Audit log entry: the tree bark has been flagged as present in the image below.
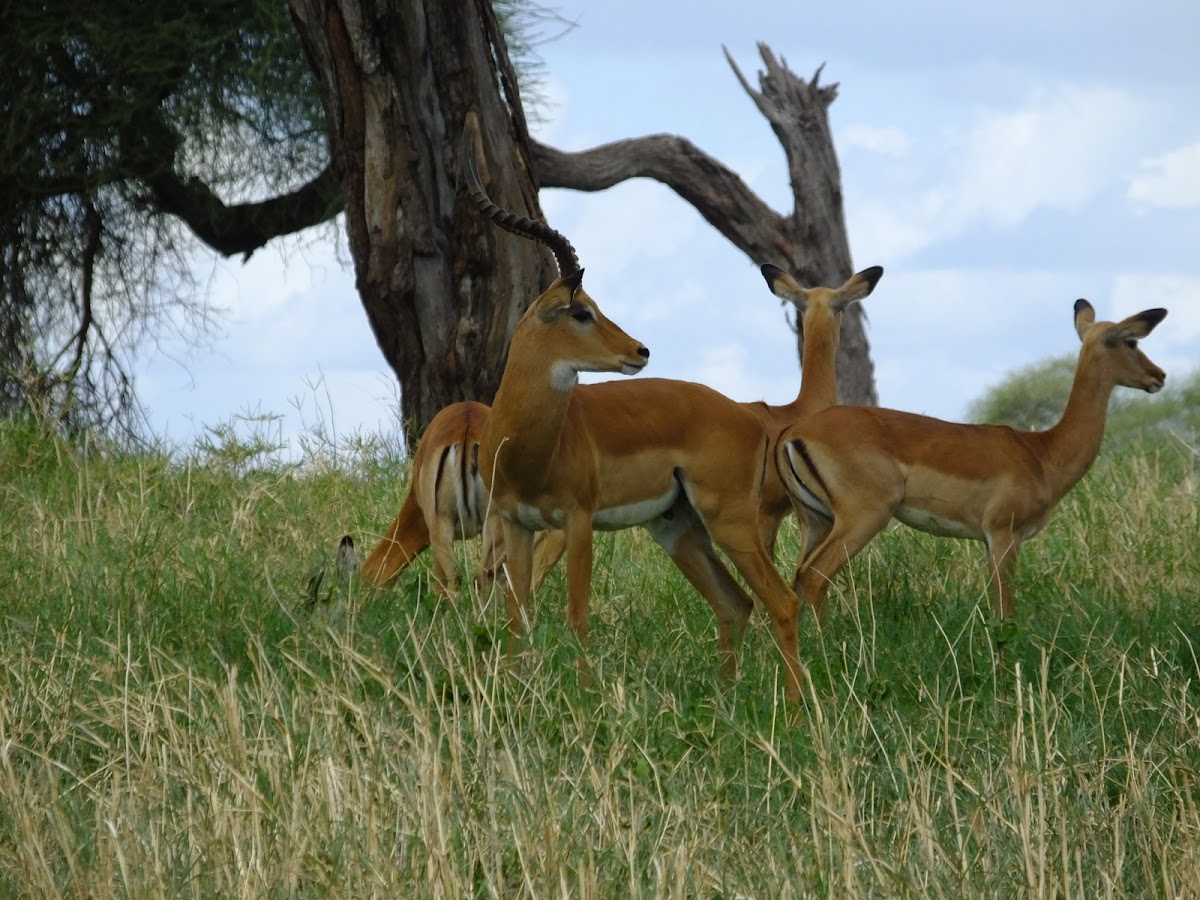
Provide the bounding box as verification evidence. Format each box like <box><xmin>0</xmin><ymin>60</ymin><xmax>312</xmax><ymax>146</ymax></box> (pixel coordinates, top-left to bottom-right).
<box><xmin>287</xmin><ymin>0</ymin><xmax>559</xmax><ymax>446</ymax></box>
<box><xmin>535</xmin><ymin>44</ymin><xmax>876</xmax><ymax>405</ymax></box>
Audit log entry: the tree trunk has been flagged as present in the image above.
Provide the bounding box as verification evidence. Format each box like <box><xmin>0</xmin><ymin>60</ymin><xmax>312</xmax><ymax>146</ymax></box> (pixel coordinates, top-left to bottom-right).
<box><xmin>287</xmin><ymin>0</ymin><xmax>558</xmax><ymax>446</ymax></box>
<box><xmin>533</xmin><ymin>45</ymin><xmax>876</xmax><ymax>405</ymax></box>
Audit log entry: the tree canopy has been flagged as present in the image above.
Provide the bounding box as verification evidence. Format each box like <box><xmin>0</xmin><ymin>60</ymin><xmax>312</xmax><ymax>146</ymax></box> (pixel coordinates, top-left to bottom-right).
<box><xmin>1</xmin><ymin>0</ymin><xmax>336</xmax><ymax>440</ymax></box>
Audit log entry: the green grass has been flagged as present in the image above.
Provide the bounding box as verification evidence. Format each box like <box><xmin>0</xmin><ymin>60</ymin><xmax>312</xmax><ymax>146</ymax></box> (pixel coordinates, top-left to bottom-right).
<box><xmin>1</xmin><ymin>416</ymin><xmax>1198</xmax><ymax>897</ymax></box>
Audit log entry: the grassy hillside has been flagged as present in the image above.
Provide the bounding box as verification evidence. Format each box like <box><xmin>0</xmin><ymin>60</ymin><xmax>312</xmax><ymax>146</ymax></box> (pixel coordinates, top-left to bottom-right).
<box><xmin>1</xmin><ymin>417</ymin><xmax>1197</xmax><ymax>897</ymax></box>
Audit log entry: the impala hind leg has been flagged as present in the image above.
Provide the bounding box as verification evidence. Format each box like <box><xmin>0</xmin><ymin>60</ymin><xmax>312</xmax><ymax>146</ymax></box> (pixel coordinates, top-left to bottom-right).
<box><xmin>691</xmin><ymin>500</ymin><xmax>805</xmax><ymax>701</ymax></box>
<box><xmin>531</xmin><ymin>529</ymin><xmax>568</xmax><ymax>593</ymax></box>
<box><xmin>475</xmin><ymin>508</ymin><xmax>505</xmax><ymax>601</ymax></box>
<box><xmin>646</xmin><ymin>503</ymin><xmax>754</xmax><ymax>680</ymax></box>
<box><xmin>794</xmin><ymin>508</ymin><xmax>893</xmax><ymax>621</ymax></box>
<box><xmin>723</xmin><ymin>546</ymin><xmax>805</xmax><ymax>701</ymax></box>
<box><xmin>428</xmin><ymin>512</ymin><xmax>460</xmax><ymax>600</ymax></box>
<box><xmin>791</xmin><ymin>507</ymin><xmax>834</xmax><ymax>604</ymax></box>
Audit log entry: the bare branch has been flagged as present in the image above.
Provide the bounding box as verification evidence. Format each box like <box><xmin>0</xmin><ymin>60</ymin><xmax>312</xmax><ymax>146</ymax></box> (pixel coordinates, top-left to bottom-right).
<box><xmin>531</xmin><ymin>135</ymin><xmax>793</xmax><ymax>264</ymax></box>
<box><xmin>144</xmin><ymin>161</ymin><xmax>344</xmax><ymax>260</ymax></box>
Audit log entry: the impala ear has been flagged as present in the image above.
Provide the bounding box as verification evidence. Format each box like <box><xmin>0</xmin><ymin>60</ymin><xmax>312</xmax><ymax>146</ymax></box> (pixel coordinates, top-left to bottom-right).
<box><xmin>533</xmin><ymin>272</ymin><xmax>584</xmax><ymax>323</ymax></box>
<box><xmin>760</xmin><ymin>263</ymin><xmax>809</xmax><ymax>310</ymax></box>
<box><xmin>1073</xmin><ymin>298</ymin><xmax>1096</xmax><ymax>342</ymax></box>
<box><xmin>1106</xmin><ymin>307</ymin><xmax>1168</xmax><ymax>345</ymax></box>
<box><xmin>835</xmin><ymin>265</ymin><xmax>884</xmax><ymax>308</ymax></box>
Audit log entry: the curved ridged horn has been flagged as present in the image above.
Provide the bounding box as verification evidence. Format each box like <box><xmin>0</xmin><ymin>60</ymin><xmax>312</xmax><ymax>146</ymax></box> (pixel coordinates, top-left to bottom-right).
<box><xmin>463</xmin><ymin>136</ymin><xmax>581</xmax><ymax>278</ymax></box>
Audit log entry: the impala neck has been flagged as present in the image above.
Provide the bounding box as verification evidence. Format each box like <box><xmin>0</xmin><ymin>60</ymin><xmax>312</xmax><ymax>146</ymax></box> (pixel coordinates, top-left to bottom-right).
<box><xmin>781</xmin><ymin>312</ymin><xmax>840</xmax><ymax>417</ymax></box>
<box><xmin>487</xmin><ymin>339</ymin><xmax>574</xmax><ymax>489</ymax></box>
<box><xmin>1040</xmin><ymin>352</ymin><xmax>1116</xmax><ymax>497</ymax></box>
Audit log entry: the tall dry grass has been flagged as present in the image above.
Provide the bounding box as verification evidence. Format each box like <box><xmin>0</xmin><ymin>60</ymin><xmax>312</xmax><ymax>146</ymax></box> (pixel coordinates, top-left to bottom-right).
<box><xmin>1</xmin><ymin>417</ymin><xmax>1197</xmax><ymax>897</ymax></box>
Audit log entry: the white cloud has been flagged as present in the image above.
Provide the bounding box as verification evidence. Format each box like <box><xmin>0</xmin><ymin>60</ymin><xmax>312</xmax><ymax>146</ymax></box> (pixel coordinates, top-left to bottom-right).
<box><xmin>676</xmin><ymin>342</ymin><xmax>779</xmax><ymax>403</ymax></box>
<box><xmin>868</xmin><ymin>267</ymin><xmax>1098</xmax><ymax>420</ymax></box>
<box><xmin>1127</xmin><ymin>140</ymin><xmax>1200</xmax><ymax>210</ymax></box>
<box><xmin>841</xmin><ymin>124</ymin><xmax>912</xmax><ymax>157</ymax></box>
<box><xmin>848</xmin><ymin>84</ymin><xmax>1150</xmax><ymax>264</ymax></box>
<box><xmin>946</xmin><ymin>85</ymin><xmax>1148</xmax><ymax>229</ymax></box>
<box><xmin>571</xmin><ymin>181</ymin><xmax>698</xmax><ymax>277</ymax></box>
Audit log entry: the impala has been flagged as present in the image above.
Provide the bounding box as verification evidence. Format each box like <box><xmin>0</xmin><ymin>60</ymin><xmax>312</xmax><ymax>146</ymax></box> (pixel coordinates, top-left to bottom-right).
<box><xmin>742</xmin><ymin>263</ymin><xmax>883</xmax><ymax>553</ymax></box>
<box><xmin>467</xmin><ymin>131</ymin><xmax>812</xmax><ymax>700</ymax></box>
<box><xmin>356</xmin><ymin>398</ymin><xmax>567</xmax><ymax>599</ymax></box>
<box><xmin>776</xmin><ymin>298</ymin><xmax>1168</xmax><ymax>621</ymax></box>
<box><xmin>357</xmin><ymin>400</ymin><xmax>503</xmax><ymax>598</ymax></box>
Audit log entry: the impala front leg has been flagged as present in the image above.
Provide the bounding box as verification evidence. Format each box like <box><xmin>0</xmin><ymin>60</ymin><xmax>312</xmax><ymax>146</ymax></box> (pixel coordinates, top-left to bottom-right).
<box><xmin>500</xmin><ymin>518</ymin><xmax>535</xmax><ymax>657</ymax></box>
<box><xmin>984</xmin><ymin>528</ymin><xmax>1022</xmax><ymax>620</ymax></box>
<box><xmin>565</xmin><ymin>510</ymin><xmax>595</xmax><ymax>683</ymax></box>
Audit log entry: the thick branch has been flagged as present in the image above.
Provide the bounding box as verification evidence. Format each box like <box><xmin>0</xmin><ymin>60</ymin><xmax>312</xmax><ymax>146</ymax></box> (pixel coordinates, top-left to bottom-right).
<box><xmin>531</xmin><ymin>135</ymin><xmax>793</xmax><ymax>264</ymax></box>
<box><xmin>144</xmin><ymin>161</ymin><xmax>344</xmax><ymax>259</ymax></box>
<box><xmin>534</xmin><ymin>43</ymin><xmax>875</xmax><ymax>406</ymax></box>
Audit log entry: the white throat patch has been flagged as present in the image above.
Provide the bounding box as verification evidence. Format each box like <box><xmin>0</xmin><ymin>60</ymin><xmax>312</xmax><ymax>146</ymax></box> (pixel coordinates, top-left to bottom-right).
<box><xmin>550</xmin><ymin>361</ymin><xmax>579</xmax><ymax>392</ymax></box>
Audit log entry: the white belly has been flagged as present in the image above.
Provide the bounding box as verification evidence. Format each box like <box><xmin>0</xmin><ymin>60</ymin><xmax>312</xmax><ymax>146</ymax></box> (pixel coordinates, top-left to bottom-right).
<box><xmin>592</xmin><ymin>485</ymin><xmax>680</xmax><ymax>531</ymax></box>
<box><xmin>895</xmin><ymin>505</ymin><xmax>980</xmax><ymax>540</ymax></box>
<box><xmin>514</xmin><ymin>503</ymin><xmax>565</xmax><ymax>530</ymax></box>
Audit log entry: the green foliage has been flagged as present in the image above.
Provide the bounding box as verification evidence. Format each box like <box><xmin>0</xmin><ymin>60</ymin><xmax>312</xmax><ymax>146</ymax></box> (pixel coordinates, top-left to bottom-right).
<box><xmin>1</xmin><ymin>1</ymin><xmax>568</xmax><ymax>443</ymax></box>
<box><xmin>1</xmin><ymin>418</ymin><xmax>1198</xmax><ymax>895</ymax></box>
<box><xmin>2</xmin><ymin>0</ymin><xmax>327</xmax><ymax>441</ymax></box>
<box><xmin>969</xmin><ymin>356</ymin><xmax>1200</xmax><ymax>449</ymax></box>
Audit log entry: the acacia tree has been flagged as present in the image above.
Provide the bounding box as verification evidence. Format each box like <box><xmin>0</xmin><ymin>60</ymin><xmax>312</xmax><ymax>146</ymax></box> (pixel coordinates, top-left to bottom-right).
<box><xmin>287</xmin><ymin>0</ymin><xmax>557</xmax><ymax>443</ymax></box>
<box><xmin>288</xmin><ymin>0</ymin><xmax>876</xmax><ymax>446</ymax></box>
<box><xmin>5</xmin><ymin>0</ymin><xmax>874</xmax><ymax>445</ymax></box>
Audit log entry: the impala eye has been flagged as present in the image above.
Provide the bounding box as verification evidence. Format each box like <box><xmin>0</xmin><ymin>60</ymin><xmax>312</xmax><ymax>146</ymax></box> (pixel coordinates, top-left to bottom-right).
<box><xmin>572</xmin><ymin>308</ymin><xmax>593</xmax><ymax>324</ymax></box>
<box><xmin>1126</xmin><ymin>339</ymin><xmax>1138</xmax><ymax>349</ymax></box>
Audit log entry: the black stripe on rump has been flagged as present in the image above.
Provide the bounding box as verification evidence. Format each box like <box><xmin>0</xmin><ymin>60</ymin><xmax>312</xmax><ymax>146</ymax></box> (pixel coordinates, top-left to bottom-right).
<box><xmin>433</xmin><ymin>444</ymin><xmax>452</xmax><ymax>518</ymax></box>
<box><xmin>783</xmin><ymin>438</ymin><xmax>834</xmax><ymax>519</ymax></box>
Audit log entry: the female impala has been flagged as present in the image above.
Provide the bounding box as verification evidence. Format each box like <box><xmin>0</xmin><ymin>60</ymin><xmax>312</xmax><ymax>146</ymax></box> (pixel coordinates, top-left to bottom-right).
<box><xmin>777</xmin><ymin>298</ymin><xmax>1167</xmax><ymax>621</ymax></box>
<box><xmin>743</xmin><ymin>263</ymin><xmax>883</xmax><ymax>554</ymax></box>
<box><xmin>467</xmin><ymin>136</ymin><xmax>812</xmax><ymax>701</ymax></box>
<box><xmin>357</xmin><ymin>401</ymin><xmax>503</xmax><ymax>598</ymax></box>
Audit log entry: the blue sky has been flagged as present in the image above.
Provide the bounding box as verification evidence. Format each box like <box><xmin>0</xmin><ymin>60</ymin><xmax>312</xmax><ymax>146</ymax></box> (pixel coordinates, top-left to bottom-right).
<box><xmin>136</xmin><ymin>0</ymin><xmax>1200</xmax><ymax>451</ymax></box>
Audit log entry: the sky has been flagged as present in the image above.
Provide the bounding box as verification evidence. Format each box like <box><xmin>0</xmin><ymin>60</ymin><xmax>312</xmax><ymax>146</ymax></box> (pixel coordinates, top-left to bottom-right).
<box><xmin>136</xmin><ymin>0</ymin><xmax>1200</xmax><ymax>454</ymax></box>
